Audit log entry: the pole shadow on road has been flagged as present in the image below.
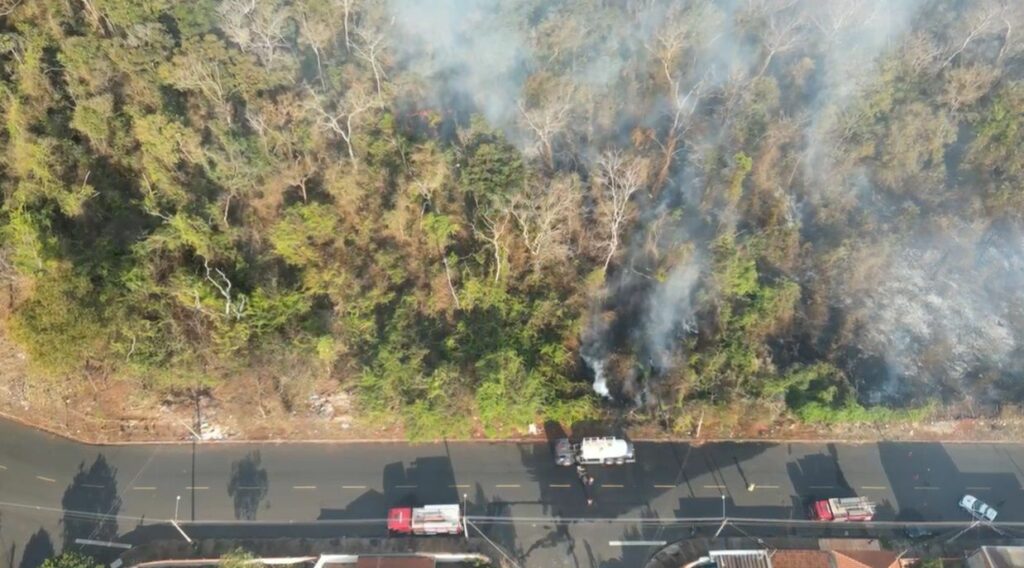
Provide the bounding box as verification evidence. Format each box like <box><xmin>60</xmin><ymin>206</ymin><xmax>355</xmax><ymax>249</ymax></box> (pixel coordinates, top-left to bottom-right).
<box><xmin>227</xmin><ymin>451</ymin><xmax>269</xmax><ymax>520</ymax></box>
<box><xmin>18</xmin><ymin>528</ymin><xmax>54</xmax><ymax>568</ymax></box>
<box><xmin>61</xmin><ymin>454</ymin><xmax>121</xmax><ymax>550</ymax></box>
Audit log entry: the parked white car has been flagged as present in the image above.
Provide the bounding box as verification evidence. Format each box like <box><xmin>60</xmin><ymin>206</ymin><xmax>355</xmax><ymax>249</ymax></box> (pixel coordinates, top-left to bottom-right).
<box><xmin>959</xmin><ymin>494</ymin><xmax>997</xmax><ymax>521</ymax></box>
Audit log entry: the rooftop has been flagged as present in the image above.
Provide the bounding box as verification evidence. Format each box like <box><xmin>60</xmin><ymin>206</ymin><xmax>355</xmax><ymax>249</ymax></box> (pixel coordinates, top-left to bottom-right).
<box><xmin>709</xmin><ymin>550</ymin><xmax>772</xmax><ymax>568</ymax></box>
<box><xmin>770</xmin><ymin>550</ymin><xmax>832</xmax><ymax>568</ymax></box>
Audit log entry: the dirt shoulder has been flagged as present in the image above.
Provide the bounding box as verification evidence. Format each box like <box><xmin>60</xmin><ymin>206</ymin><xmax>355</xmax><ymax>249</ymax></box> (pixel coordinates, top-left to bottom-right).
<box><xmin>2</xmin><ymin>332</ymin><xmax>1022</xmax><ymax>445</ymax></box>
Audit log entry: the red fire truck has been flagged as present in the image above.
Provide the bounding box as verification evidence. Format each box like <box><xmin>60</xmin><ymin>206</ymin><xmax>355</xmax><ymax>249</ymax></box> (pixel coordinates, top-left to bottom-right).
<box><xmin>387</xmin><ymin>504</ymin><xmax>464</xmax><ymax>535</ymax></box>
<box><xmin>809</xmin><ymin>497</ymin><xmax>876</xmax><ymax>522</ymax></box>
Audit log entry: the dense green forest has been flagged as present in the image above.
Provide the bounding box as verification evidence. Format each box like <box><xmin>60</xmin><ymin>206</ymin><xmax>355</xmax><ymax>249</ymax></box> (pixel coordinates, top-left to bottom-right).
<box><xmin>1</xmin><ymin>0</ymin><xmax>1023</xmax><ymax>437</ymax></box>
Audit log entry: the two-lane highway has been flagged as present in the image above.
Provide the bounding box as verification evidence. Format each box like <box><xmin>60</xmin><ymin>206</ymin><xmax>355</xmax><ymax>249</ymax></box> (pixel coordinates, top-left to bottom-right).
<box><xmin>1</xmin><ymin>418</ymin><xmax>1022</xmax><ymax>568</ymax></box>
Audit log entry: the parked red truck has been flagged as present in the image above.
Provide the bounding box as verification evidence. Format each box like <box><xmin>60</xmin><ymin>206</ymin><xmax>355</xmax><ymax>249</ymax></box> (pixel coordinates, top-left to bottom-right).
<box><xmin>387</xmin><ymin>504</ymin><xmax>464</xmax><ymax>535</ymax></box>
<box><xmin>809</xmin><ymin>497</ymin><xmax>876</xmax><ymax>522</ymax></box>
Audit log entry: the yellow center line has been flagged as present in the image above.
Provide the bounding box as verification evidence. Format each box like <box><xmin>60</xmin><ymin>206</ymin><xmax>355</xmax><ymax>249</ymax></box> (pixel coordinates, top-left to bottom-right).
<box><xmin>36</xmin><ymin>476</ymin><xmax>56</xmax><ymax>483</ymax></box>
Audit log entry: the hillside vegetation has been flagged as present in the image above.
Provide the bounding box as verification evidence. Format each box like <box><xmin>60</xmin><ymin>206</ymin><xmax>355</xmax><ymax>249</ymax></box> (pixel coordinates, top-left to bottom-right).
<box><xmin>1</xmin><ymin>0</ymin><xmax>1023</xmax><ymax>438</ymax></box>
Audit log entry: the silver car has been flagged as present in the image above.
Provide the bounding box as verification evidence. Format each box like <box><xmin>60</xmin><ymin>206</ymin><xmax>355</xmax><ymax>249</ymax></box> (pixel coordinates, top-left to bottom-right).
<box><xmin>959</xmin><ymin>494</ymin><xmax>997</xmax><ymax>522</ymax></box>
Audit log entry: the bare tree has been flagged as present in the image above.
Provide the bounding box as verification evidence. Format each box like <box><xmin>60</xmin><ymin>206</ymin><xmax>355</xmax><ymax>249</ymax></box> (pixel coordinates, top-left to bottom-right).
<box><xmin>511</xmin><ymin>176</ymin><xmax>581</xmax><ymax>269</ymax></box>
<box><xmin>0</xmin><ymin>0</ymin><xmax>22</xmax><ymax>16</ymax></box>
<box><xmin>167</xmin><ymin>54</ymin><xmax>230</xmax><ymax>114</ymax></box>
<box><xmin>517</xmin><ymin>97</ymin><xmax>570</xmax><ymax>170</ymax></box>
<box><xmin>353</xmin><ymin>27</ymin><xmax>388</xmax><ymax>103</ymax></box>
<box><xmin>203</xmin><ymin>259</ymin><xmax>247</xmax><ymax>320</ymax></box>
<box><xmin>342</xmin><ymin>0</ymin><xmax>354</xmax><ymax>52</ymax></box>
<box><xmin>943</xmin><ymin>1</ymin><xmax>1003</xmax><ymax>67</ymax></box>
<box><xmin>475</xmin><ymin>210</ymin><xmax>511</xmax><ymax>283</ymax></box>
<box><xmin>942</xmin><ymin>65</ymin><xmax>998</xmax><ymax>112</ymax></box>
<box><xmin>757</xmin><ymin>9</ymin><xmax>805</xmax><ymax>77</ymax></box>
<box><xmin>297</xmin><ymin>6</ymin><xmax>329</xmax><ymax>90</ymax></box>
<box><xmin>219</xmin><ymin>0</ymin><xmax>290</xmax><ymax>67</ymax></box>
<box><xmin>809</xmin><ymin>0</ymin><xmax>876</xmax><ymax>43</ymax></box>
<box><xmin>644</xmin><ymin>9</ymin><xmax>707</xmax><ymax>193</ymax></box>
<box><xmin>996</xmin><ymin>0</ymin><xmax>1024</xmax><ymax>64</ymax></box>
<box><xmin>307</xmin><ymin>88</ymin><xmax>375</xmax><ymax>169</ymax></box>
<box><xmin>595</xmin><ymin>152</ymin><xmax>645</xmax><ymax>272</ymax></box>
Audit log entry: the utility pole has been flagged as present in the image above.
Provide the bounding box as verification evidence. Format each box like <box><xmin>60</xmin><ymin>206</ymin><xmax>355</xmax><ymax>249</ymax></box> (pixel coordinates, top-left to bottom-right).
<box><xmin>171</xmin><ymin>494</ymin><xmax>192</xmax><ymax>544</ymax></box>
<box><xmin>714</xmin><ymin>494</ymin><xmax>728</xmax><ymax>538</ymax></box>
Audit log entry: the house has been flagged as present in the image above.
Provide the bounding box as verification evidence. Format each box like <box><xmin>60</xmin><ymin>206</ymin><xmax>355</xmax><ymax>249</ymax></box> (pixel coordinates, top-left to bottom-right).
<box><xmin>833</xmin><ymin>550</ymin><xmax>903</xmax><ymax>568</ymax></box>
<box><xmin>770</xmin><ymin>550</ymin><xmax>833</xmax><ymax>568</ymax></box>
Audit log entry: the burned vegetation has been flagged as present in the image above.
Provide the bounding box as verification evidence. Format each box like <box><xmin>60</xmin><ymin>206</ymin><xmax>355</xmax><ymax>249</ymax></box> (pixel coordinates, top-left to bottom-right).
<box><xmin>1</xmin><ymin>0</ymin><xmax>1023</xmax><ymax>437</ymax></box>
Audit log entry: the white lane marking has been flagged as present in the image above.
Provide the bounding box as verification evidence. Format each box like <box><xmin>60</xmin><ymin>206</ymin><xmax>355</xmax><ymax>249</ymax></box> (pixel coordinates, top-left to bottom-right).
<box><xmin>394</xmin><ymin>484</ymin><xmax>417</xmax><ymax>489</ymax></box>
<box><xmin>342</xmin><ymin>485</ymin><xmax>367</xmax><ymax>490</ymax></box>
<box><xmin>36</xmin><ymin>476</ymin><xmax>56</xmax><ymax>483</ymax></box>
<box><xmin>292</xmin><ymin>485</ymin><xmax>317</xmax><ymax>490</ymax></box>
<box><xmin>609</xmin><ymin>540</ymin><xmax>667</xmax><ymax>547</ymax></box>
<box><xmin>132</xmin><ymin>486</ymin><xmax>156</xmax><ymax>491</ymax></box>
<box><xmin>914</xmin><ymin>486</ymin><xmax>940</xmax><ymax>491</ymax></box>
<box><xmin>74</xmin><ymin>539</ymin><xmax>132</xmax><ymax>550</ymax></box>
<box><xmin>450</xmin><ymin>484</ymin><xmax>470</xmax><ymax>489</ymax></box>
<box><xmin>703</xmin><ymin>484</ymin><xmax>725</xmax><ymax>489</ymax></box>
<box><xmin>809</xmin><ymin>485</ymin><xmax>834</xmax><ymax>489</ymax></box>
<box><xmin>754</xmin><ymin>484</ymin><xmax>780</xmax><ymax>489</ymax></box>
<box><xmin>861</xmin><ymin>485</ymin><xmax>887</xmax><ymax>490</ymax></box>
<box><xmin>966</xmin><ymin>486</ymin><xmax>991</xmax><ymax>490</ymax></box>
<box><xmin>549</xmin><ymin>484</ymin><xmax>571</xmax><ymax>488</ymax></box>
<box><xmin>495</xmin><ymin>484</ymin><xmax>520</xmax><ymax>488</ymax></box>
<box><xmin>0</xmin><ymin>465</ymin><xmax>7</xmax><ymax>470</ymax></box>
<box><xmin>654</xmin><ymin>484</ymin><xmax>676</xmax><ymax>489</ymax></box>
<box><xmin>82</xmin><ymin>484</ymin><xmax>106</xmax><ymax>489</ymax></box>
<box><xmin>186</xmin><ymin>486</ymin><xmax>209</xmax><ymax>491</ymax></box>
<box><xmin>602</xmin><ymin>484</ymin><xmax>624</xmax><ymax>488</ymax></box>
<box><xmin>236</xmin><ymin>486</ymin><xmax>263</xmax><ymax>490</ymax></box>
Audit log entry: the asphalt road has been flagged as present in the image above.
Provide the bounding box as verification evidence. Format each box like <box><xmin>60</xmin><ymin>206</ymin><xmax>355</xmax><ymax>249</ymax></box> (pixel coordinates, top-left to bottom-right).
<box><xmin>1</xmin><ymin>418</ymin><xmax>1023</xmax><ymax>568</ymax></box>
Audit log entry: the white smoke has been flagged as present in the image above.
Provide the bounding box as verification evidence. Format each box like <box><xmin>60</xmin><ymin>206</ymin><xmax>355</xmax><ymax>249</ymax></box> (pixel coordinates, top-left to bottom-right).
<box><xmin>644</xmin><ymin>256</ymin><xmax>703</xmax><ymax>370</ymax></box>
<box><xmin>584</xmin><ymin>353</ymin><xmax>610</xmax><ymax>399</ymax></box>
<box><xmin>844</xmin><ymin>224</ymin><xmax>1024</xmax><ymax>401</ymax></box>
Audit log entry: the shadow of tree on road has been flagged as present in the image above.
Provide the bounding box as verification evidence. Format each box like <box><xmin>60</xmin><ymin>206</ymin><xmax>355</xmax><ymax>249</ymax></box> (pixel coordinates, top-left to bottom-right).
<box><xmin>61</xmin><ymin>454</ymin><xmax>121</xmax><ymax>549</ymax></box>
<box><xmin>19</xmin><ymin>528</ymin><xmax>54</xmax><ymax>568</ymax></box>
<box><xmin>228</xmin><ymin>451</ymin><xmax>269</xmax><ymax>520</ymax></box>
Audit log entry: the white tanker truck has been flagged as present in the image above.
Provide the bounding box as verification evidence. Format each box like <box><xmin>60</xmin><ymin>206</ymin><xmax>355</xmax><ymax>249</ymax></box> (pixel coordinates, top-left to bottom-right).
<box><xmin>554</xmin><ymin>437</ymin><xmax>636</xmax><ymax>466</ymax></box>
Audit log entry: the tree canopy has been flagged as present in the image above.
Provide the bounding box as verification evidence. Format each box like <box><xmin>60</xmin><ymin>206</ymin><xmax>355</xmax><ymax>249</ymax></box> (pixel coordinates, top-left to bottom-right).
<box><xmin>2</xmin><ymin>0</ymin><xmax>1023</xmax><ymax>437</ymax></box>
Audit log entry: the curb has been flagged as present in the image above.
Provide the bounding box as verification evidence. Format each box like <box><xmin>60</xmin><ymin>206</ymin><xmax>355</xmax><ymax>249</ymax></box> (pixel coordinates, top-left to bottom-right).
<box><xmin>1</xmin><ymin>408</ymin><xmax>1021</xmax><ymax>447</ymax></box>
